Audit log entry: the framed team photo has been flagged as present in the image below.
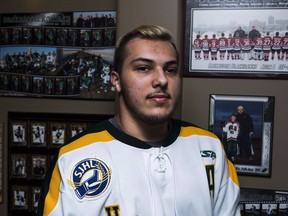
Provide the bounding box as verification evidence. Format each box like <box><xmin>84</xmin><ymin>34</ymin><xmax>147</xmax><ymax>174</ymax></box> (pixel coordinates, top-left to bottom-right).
<box><xmin>31</xmin><ymin>186</ymin><xmax>41</xmax><ymax>211</ymax></box>
<box><xmin>31</xmin><ymin>154</ymin><xmax>47</xmax><ymax>179</ymax></box>
<box><xmin>209</xmin><ymin>94</ymin><xmax>275</xmax><ymax>177</ymax></box>
<box><xmin>10</xmin><ymin>153</ymin><xmax>27</xmax><ymax>178</ymax></box>
<box><xmin>11</xmin><ymin>185</ymin><xmax>29</xmax><ymax>210</ymax></box>
<box><xmin>50</xmin><ymin>122</ymin><xmax>66</xmax><ymax>147</ymax></box>
<box><xmin>184</xmin><ymin>0</ymin><xmax>288</xmax><ymax>78</ymax></box>
<box><xmin>30</xmin><ymin>121</ymin><xmax>47</xmax><ymax>147</ymax></box>
<box><xmin>10</xmin><ymin>120</ymin><xmax>27</xmax><ymax>146</ymax></box>
<box><xmin>69</xmin><ymin>122</ymin><xmax>87</xmax><ymax>138</ymax></box>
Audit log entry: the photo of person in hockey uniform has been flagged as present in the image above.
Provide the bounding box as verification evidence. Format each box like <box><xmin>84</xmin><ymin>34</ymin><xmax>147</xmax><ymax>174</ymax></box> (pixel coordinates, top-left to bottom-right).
<box><xmin>262</xmin><ymin>32</ymin><xmax>272</xmax><ymax>61</ymax></box>
<box><xmin>271</xmin><ymin>32</ymin><xmax>282</xmax><ymax>61</ymax></box>
<box><xmin>32</xmin><ymin>123</ymin><xmax>45</xmax><ymax>145</ymax></box>
<box><xmin>218</xmin><ymin>32</ymin><xmax>228</xmax><ymax>60</ymax></box>
<box><xmin>192</xmin><ymin>34</ymin><xmax>202</xmax><ymax>60</ymax></box>
<box><xmin>281</xmin><ymin>32</ymin><xmax>288</xmax><ymax>61</ymax></box>
<box><xmin>201</xmin><ymin>34</ymin><xmax>210</xmax><ymax>60</ymax></box>
<box><xmin>209</xmin><ymin>34</ymin><xmax>218</xmax><ymax>60</ymax></box>
<box><xmin>222</xmin><ymin>114</ymin><xmax>240</xmax><ymax>163</ymax></box>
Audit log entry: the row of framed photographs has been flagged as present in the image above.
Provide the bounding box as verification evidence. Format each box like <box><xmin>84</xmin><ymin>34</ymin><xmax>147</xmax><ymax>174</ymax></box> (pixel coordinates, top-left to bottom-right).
<box><xmin>0</xmin><ymin>27</ymin><xmax>116</xmax><ymax>48</ymax></box>
<box><xmin>240</xmin><ymin>202</ymin><xmax>288</xmax><ymax>215</ymax></box>
<box><xmin>0</xmin><ymin>73</ymin><xmax>80</xmax><ymax>96</ymax></box>
<box><xmin>10</xmin><ymin>153</ymin><xmax>49</xmax><ymax>180</ymax></box>
<box><xmin>10</xmin><ymin>184</ymin><xmax>41</xmax><ymax>212</ymax></box>
<box><xmin>10</xmin><ymin>120</ymin><xmax>88</xmax><ymax>148</ymax></box>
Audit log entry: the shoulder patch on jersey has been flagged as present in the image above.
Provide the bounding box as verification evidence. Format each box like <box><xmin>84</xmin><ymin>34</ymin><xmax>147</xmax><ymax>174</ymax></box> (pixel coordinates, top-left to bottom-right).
<box><xmin>68</xmin><ymin>157</ymin><xmax>112</xmax><ymax>200</ymax></box>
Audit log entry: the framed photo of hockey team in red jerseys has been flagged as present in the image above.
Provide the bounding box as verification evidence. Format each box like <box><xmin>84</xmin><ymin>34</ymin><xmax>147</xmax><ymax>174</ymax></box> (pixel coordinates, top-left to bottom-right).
<box><xmin>208</xmin><ymin>94</ymin><xmax>275</xmax><ymax>177</ymax></box>
<box><xmin>184</xmin><ymin>0</ymin><xmax>288</xmax><ymax>78</ymax></box>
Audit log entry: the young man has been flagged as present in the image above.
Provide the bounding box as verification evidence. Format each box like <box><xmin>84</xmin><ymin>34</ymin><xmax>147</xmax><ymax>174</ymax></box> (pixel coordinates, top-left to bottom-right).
<box><xmin>37</xmin><ymin>25</ymin><xmax>240</xmax><ymax>216</ymax></box>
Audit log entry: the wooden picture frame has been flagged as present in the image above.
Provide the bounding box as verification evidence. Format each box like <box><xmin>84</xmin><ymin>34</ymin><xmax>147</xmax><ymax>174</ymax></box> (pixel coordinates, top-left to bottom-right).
<box><xmin>11</xmin><ymin>120</ymin><xmax>27</xmax><ymax>146</ymax></box>
<box><xmin>69</xmin><ymin>122</ymin><xmax>87</xmax><ymax>138</ymax></box>
<box><xmin>50</xmin><ymin>122</ymin><xmax>66</xmax><ymax>147</ymax></box>
<box><xmin>31</xmin><ymin>186</ymin><xmax>41</xmax><ymax>211</ymax></box>
<box><xmin>31</xmin><ymin>154</ymin><xmax>47</xmax><ymax>179</ymax></box>
<box><xmin>11</xmin><ymin>153</ymin><xmax>27</xmax><ymax>178</ymax></box>
<box><xmin>30</xmin><ymin>121</ymin><xmax>47</xmax><ymax>147</ymax></box>
<box><xmin>11</xmin><ymin>185</ymin><xmax>29</xmax><ymax>210</ymax></box>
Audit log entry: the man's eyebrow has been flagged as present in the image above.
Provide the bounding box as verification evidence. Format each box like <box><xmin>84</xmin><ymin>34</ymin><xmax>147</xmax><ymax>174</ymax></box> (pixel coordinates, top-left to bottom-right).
<box><xmin>129</xmin><ymin>57</ymin><xmax>178</xmax><ymax>66</ymax></box>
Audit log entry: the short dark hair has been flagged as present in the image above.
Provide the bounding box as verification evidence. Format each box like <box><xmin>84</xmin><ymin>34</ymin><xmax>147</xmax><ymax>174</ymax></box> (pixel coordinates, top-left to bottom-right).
<box><xmin>113</xmin><ymin>25</ymin><xmax>179</xmax><ymax>73</ymax></box>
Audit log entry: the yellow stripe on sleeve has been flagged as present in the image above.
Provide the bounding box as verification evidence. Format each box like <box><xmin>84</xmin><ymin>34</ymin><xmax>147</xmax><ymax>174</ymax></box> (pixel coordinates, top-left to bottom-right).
<box><xmin>227</xmin><ymin>160</ymin><xmax>240</xmax><ymax>186</ymax></box>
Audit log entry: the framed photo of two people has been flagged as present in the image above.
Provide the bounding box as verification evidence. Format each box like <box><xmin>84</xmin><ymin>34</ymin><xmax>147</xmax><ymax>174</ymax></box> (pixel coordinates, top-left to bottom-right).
<box><xmin>209</xmin><ymin>94</ymin><xmax>275</xmax><ymax>177</ymax></box>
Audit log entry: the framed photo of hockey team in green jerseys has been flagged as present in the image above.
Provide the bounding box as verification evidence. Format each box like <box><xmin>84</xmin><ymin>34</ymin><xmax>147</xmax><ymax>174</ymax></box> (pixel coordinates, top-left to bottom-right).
<box><xmin>208</xmin><ymin>94</ymin><xmax>275</xmax><ymax>177</ymax></box>
<box><xmin>184</xmin><ymin>0</ymin><xmax>288</xmax><ymax>79</ymax></box>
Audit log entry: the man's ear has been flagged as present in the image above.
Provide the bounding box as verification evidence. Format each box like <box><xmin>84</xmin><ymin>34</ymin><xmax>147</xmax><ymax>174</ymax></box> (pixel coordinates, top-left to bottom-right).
<box><xmin>111</xmin><ymin>71</ymin><xmax>121</xmax><ymax>92</ymax></box>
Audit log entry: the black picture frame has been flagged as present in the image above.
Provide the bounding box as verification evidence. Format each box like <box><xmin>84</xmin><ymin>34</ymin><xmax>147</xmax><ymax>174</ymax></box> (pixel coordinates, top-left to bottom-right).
<box><xmin>184</xmin><ymin>0</ymin><xmax>288</xmax><ymax>79</ymax></box>
<box><xmin>11</xmin><ymin>153</ymin><xmax>27</xmax><ymax>178</ymax></box>
<box><xmin>50</xmin><ymin>122</ymin><xmax>66</xmax><ymax>147</ymax></box>
<box><xmin>31</xmin><ymin>154</ymin><xmax>47</xmax><ymax>179</ymax></box>
<box><xmin>11</xmin><ymin>185</ymin><xmax>29</xmax><ymax>210</ymax></box>
<box><xmin>11</xmin><ymin>120</ymin><xmax>27</xmax><ymax>146</ymax></box>
<box><xmin>30</xmin><ymin>121</ymin><xmax>47</xmax><ymax>147</ymax></box>
<box><xmin>209</xmin><ymin>94</ymin><xmax>275</xmax><ymax>177</ymax></box>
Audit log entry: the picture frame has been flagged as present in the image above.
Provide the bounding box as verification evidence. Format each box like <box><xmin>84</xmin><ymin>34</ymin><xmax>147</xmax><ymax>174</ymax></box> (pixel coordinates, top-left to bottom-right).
<box><xmin>0</xmin><ymin>123</ymin><xmax>3</xmax><ymax>203</ymax></box>
<box><xmin>11</xmin><ymin>153</ymin><xmax>27</xmax><ymax>178</ymax></box>
<box><xmin>184</xmin><ymin>0</ymin><xmax>288</xmax><ymax>78</ymax></box>
<box><xmin>209</xmin><ymin>94</ymin><xmax>275</xmax><ymax>177</ymax></box>
<box><xmin>50</xmin><ymin>122</ymin><xmax>66</xmax><ymax>147</ymax></box>
<box><xmin>0</xmin><ymin>11</ymin><xmax>116</xmax><ymax>100</ymax></box>
<box><xmin>31</xmin><ymin>186</ymin><xmax>41</xmax><ymax>211</ymax></box>
<box><xmin>30</xmin><ymin>121</ymin><xmax>47</xmax><ymax>147</ymax></box>
<box><xmin>31</xmin><ymin>154</ymin><xmax>47</xmax><ymax>179</ymax></box>
<box><xmin>69</xmin><ymin>122</ymin><xmax>87</xmax><ymax>138</ymax></box>
<box><xmin>11</xmin><ymin>185</ymin><xmax>29</xmax><ymax>210</ymax></box>
<box><xmin>11</xmin><ymin>120</ymin><xmax>27</xmax><ymax>146</ymax></box>
<box><xmin>240</xmin><ymin>187</ymin><xmax>288</xmax><ymax>215</ymax></box>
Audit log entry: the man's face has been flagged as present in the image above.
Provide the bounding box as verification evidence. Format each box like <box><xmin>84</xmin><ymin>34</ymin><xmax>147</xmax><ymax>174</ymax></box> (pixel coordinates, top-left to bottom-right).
<box><xmin>237</xmin><ymin>108</ymin><xmax>244</xmax><ymax>114</ymax></box>
<box><xmin>113</xmin><ymin>38</ymin><xmax>181</xmax><ymax>125</ymax></box>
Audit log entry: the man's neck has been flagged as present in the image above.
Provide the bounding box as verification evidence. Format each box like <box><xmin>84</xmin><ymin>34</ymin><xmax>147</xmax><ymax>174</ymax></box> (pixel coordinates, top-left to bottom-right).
<box><xmin>114</xmin><ymin>115</ymin><xmax>171</xmax><ymax>143</ymax></box>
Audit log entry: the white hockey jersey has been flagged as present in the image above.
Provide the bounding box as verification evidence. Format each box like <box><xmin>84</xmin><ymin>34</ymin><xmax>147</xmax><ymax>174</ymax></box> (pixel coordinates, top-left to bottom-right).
<box><xmin>37</xmin><ymin>119</ymin><xmax>240</xmax><ymax>216</ymax></box>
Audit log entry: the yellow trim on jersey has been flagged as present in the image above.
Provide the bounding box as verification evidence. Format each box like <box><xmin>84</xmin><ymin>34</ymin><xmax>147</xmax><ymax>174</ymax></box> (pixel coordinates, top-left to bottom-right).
<box><xmin>44</xmin><ymin>164</ymin><xmax>61</xmax><ymax>215</ymax></box>
<box><xmin>180</xmin><ymin>125</ymin><xmax>218</xmax><ymax>139</ymax></box>
<box><xmin>227</xmin><ymin>160</ymin><xmax>240</xmax><ymax>186</ymax></box>
<box><xmin>60</xmin><ymin>130</ymin><xmax>115</xmax><ymax>156</ymax></box>
<box><xmin>43</xmin><ymin>131</ymin><xmax>115</xmax><ymax>215</ymax></box>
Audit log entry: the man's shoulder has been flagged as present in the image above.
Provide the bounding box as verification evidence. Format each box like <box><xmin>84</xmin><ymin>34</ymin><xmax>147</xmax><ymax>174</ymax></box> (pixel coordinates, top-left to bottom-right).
<box><xmin>174</xmin><ymin>119</ymin><xmax>218</xmax><ymax>139</ymax></box>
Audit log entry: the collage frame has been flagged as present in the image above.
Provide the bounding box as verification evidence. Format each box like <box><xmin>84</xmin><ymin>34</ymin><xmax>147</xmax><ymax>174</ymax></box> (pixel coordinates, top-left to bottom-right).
<box><xmin>209</xmin><ymin>94</ymin><xmax>275</xmax><ymax>177</ymax></box>
<box><xmin>0</xmin><ymin>11</ymin><xmax>117</xmax><ymax>100</ymax></box>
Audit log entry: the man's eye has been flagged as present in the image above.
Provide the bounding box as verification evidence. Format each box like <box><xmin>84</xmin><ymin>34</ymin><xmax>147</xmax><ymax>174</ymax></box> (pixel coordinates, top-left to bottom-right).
<box><xmin>166</xmin><ymin>67</ymin><xmax>178</xmax><ymax>74</ymax></box>
<box><xmin>136</xmin><ymin>66</ymin><xmax>150</xmax><ymax>72</ymax></box>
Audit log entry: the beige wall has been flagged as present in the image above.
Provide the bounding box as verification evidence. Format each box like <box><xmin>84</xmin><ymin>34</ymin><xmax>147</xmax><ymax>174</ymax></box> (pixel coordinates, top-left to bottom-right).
<box><xmin>1</xmin><ymin>0</ymin><xmax>288</xmax><ymax>214</ymax></box>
